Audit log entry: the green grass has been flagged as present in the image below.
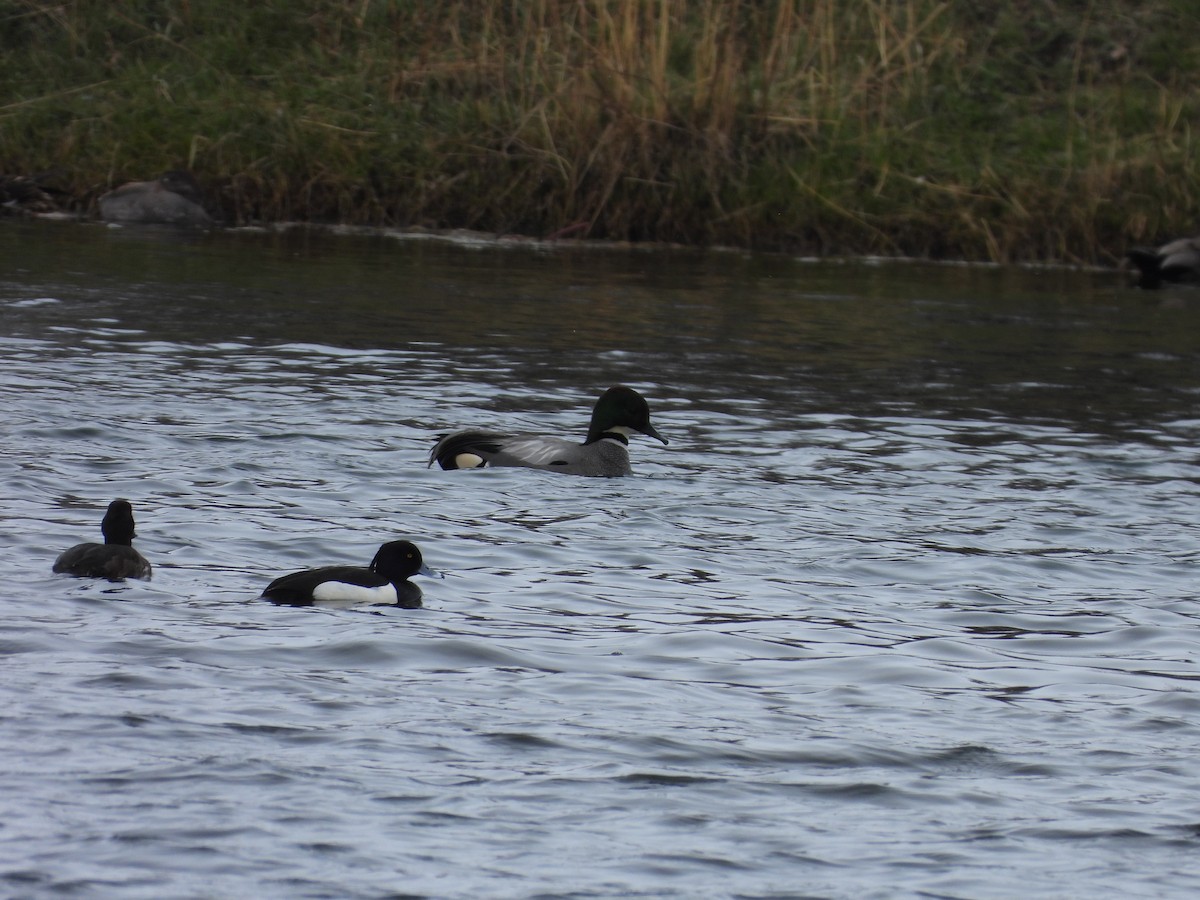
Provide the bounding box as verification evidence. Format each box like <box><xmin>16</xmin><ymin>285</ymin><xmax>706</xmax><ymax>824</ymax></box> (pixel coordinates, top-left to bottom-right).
<box><xmin>2</xmin><ymin>0</ymin><xmax>1198</xmax><ymax>264</ymax></box>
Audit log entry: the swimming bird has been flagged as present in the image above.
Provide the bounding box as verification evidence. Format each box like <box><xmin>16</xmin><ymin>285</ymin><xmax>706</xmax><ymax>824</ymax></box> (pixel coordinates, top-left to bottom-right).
<box><xmin>260</xmin><ymin>540</ymin><xmax>438</xmax><ymax>608</ymax></box>
<box><xmin>98</xmin><ymin>170</ymin><xmax>212</xmax><ymax>227</ymax></box>
<box><xmin>52</xmin><ymin>499</ymin><xmax>152</xmax><ymax>581</ymax></box>
<box><xmin>1126</xmin><ymin>237</ymin><xmax>1200</xmax><ymax>288</ymax></box>
<box><xmin>429</xmin><ymin>385</ymin><xmax>668</xmax><ymax>477</ymax></box>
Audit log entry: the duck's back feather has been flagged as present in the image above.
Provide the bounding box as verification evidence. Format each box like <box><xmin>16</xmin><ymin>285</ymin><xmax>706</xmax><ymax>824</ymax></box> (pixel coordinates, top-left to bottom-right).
<box><xmin>53</xmin><ymin>543</ymin><xmax>152</xmax><ymax>581</ymax></box>
<box><xmin>429</xmin><ymin>430</ymin><xmax>506</xmax><ymax>469</ymax></box>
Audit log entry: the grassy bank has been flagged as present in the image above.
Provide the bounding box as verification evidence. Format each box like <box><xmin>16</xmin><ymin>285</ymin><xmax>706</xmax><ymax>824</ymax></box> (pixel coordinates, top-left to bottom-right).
<box><xmin>1</xmin><ymin>0</ymin><xmax>1198</xmax><ymax>264</ymax></box>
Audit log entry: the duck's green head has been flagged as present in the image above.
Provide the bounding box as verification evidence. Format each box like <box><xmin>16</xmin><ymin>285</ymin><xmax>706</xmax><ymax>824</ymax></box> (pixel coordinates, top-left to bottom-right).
<box><xmin>586</xmin><ymin>386</ymin><xmax>668</xmax><ymax>445</ymax></box>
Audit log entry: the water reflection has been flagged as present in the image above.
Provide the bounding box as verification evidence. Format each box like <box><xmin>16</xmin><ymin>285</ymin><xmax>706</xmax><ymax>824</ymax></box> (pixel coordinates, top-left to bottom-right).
<box><xmin>4</xmin><ymin>218</ymin><xmax>1196</xmax><ymax>445</ymax></box>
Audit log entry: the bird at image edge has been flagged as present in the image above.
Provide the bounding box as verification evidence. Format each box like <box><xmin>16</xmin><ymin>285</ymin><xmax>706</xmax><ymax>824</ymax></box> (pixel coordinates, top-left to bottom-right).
<box><xmin>1126</xmin><ymin>236</ymin><xmax>1200</xmax><ymax>288</ymax></box>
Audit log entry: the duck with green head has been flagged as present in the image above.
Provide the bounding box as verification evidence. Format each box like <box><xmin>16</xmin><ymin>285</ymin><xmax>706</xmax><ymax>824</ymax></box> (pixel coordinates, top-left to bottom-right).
<box><xmin>429</xmin><ymin>386</ymin><xmax>668</xmax><ymax>477</ymax></box>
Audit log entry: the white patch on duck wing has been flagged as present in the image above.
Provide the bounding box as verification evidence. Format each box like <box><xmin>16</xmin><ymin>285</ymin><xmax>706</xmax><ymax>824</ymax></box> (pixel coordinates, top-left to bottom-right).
<box><xmin>311</xmin><ymin>581</ymin><xmax>398</xmax><ymax>604</ymax></box>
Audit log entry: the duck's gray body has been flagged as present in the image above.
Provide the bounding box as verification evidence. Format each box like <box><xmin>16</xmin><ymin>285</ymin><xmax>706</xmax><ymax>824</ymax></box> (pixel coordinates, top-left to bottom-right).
<box><xmin>431</xmin><ymin>430</ymin><xmax>639</xmax><ymax>476</ymax></box>
<box><xmin>430</xmin><ymin>386</ymin><xmax>667</xmax><ymax>477</ymax></box>
<box><xmin>1127</xmin><ymin>237</ymin><xmax>1200</xmax><ymax>288</ymax></box>
<box><xmin>99</xmin><ymin>171</ymin><xmax>211</xmax><ymax>227</ymax></box>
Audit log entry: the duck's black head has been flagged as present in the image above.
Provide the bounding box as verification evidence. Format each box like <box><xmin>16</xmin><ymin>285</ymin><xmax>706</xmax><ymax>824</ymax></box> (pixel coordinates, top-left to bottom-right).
<box><xmin>369</xmin><ymin>540</ymin><xmax>437</xmax><ymax>582</ymax></box>
<box><xmin>100</xmin><ymin>499</ymin><xmax>137</xmax><ymax>546</ymax></box>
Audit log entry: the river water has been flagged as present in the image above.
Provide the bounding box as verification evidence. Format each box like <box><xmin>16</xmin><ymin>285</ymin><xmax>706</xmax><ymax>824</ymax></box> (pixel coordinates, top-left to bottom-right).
<box><xmin>2</xmin><ymin>219</ymin><xmax>1199</xmax><ymax>898</ymax></box>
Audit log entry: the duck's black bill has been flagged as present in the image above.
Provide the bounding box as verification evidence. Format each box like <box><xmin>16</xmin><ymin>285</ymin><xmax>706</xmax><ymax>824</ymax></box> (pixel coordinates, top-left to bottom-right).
<box><xmin>642</xmin><ymin>424</ymin><xmax>668</xmax><ymax>445</ymax></box>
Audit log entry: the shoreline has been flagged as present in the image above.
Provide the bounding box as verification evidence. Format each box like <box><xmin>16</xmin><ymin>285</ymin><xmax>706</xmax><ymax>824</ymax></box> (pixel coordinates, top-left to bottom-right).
<box><xmin>1</xmin><ymin>2</ymin><xmax>1195</xmax><ymax>268</ymax></box>
<box><xmin>10</xmin><ymin>209</ymin><xmax>1126</xmax><ymax>279</ymax></box>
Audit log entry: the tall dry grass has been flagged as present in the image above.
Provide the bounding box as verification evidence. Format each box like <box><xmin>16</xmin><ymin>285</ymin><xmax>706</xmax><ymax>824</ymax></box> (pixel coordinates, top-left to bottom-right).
<box><xmin>1</xmin><ymin>0</ymin><xmax>1197</xmax><ymax>263</ymax></box>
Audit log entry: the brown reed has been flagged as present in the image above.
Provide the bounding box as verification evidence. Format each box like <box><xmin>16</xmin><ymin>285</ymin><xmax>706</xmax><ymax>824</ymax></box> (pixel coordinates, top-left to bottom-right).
<box><xmin>0</xmin><ymin>0</ymin><xmax>1196</xmax><ymax>264</ymax></box>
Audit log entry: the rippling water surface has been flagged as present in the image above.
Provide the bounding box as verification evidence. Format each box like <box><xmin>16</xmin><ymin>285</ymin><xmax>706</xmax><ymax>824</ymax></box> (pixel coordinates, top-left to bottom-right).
<box><xmin>3</xmin><ymin>220</ymin><xmax>1200</xmax><ymax>898</ymax></box>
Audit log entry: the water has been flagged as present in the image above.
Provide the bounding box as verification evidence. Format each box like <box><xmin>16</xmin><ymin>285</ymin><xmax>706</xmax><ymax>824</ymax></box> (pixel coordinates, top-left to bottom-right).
<box><xmin>2</xmin><ymin>219</ymin><xmax>1200</xmax><ymax>898</ymax></box>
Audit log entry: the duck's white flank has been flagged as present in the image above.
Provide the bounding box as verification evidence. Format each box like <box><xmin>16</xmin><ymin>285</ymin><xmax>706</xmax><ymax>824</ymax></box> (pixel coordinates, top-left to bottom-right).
<box><xmin>311</xmin><ymin>582</ymin><xmax>397</xmax><ymax>603</ymax></box>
